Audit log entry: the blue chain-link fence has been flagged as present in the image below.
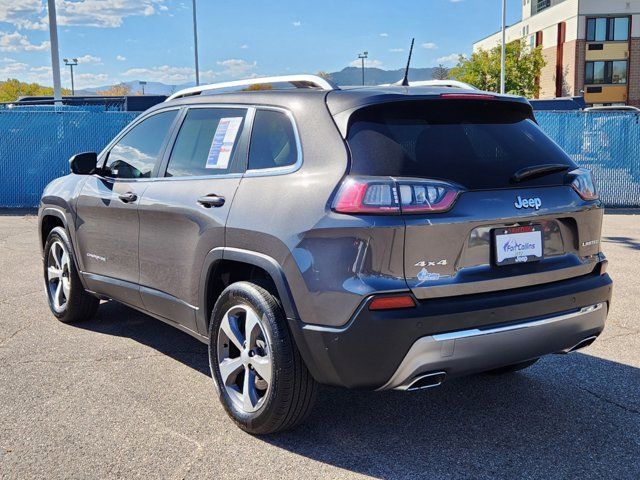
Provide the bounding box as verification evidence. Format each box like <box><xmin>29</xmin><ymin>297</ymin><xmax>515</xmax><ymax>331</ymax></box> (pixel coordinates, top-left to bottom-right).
<box><xmin>0</xmin><ymin>106</ymin><xmax>139</xmax><ymax>207</ymax></box>
<box><xmin>536</xmin><ymin>111</ymin><xmax>640</xmax><ymax>208</ymax></box>
<box><xmin>0</xmin><ymin>106</ymin><xmax>639</xmax><ymax>208</ymax></box>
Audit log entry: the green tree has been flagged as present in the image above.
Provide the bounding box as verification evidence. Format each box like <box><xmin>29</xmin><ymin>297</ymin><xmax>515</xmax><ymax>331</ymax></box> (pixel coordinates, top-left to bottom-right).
<box><xmin>96</xmin><ymin>83</ymin><xmax>132</xmax><ymax>96</ymax></box>
<box><xmin>432</xmin><ymin>64</ymin><xmax>449</xmax><ymax>81</ymax></box>
<box><xmin>449</xmin><ymin>39</ymin><xmax>545</xmax><ymax>97</ymax></box>
<box><xmin>0</xmin><ymin>78</ymin><xmax>71</xmax><ymax>102</ymax></box>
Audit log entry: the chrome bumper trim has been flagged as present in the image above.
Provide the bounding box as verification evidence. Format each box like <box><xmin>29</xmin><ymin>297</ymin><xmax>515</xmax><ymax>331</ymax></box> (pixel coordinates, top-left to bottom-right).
<box><xmin>432</xmin><ymin>303</ymin><xmax>603</xmax><ymax>341</ymax></box>
<box><xmin>378</xmin><ymin>303</ymin><xmax>607</xmax><ymax>391</ymax></box>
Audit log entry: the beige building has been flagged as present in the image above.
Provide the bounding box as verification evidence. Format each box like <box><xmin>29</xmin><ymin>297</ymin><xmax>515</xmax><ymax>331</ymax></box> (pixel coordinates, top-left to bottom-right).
<box><xmin>473</xmin><ymin>0</ymin><xmax>640</xmax><ymax>106</ymax></box>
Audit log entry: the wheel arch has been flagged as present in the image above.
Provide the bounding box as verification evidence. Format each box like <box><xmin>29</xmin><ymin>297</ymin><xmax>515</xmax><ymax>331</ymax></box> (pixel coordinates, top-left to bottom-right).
<box><xmin>197</xmin><ymin>247</ymin><xmax>299</xmax><ymax>335</ymax></box>
<box><xmin>39</xmin><ymin>208</ymin><xmax>68</xmax><ymax>251</ymax></box>
<box><xmin>39</xmin><ymin>207</ymin><xmax>90</xmax><ymax>291</ymax></box>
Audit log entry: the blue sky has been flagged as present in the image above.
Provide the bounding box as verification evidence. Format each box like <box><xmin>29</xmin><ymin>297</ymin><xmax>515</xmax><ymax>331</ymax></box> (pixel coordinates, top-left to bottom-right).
<box><xmin>0</xmin><ymin>0</ymin><xmax>522</xmax><ymax>88</ymax></box>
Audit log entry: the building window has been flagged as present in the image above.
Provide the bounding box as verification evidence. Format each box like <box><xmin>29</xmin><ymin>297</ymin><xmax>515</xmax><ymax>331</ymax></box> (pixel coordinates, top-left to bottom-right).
<box><xmin>585</xmin><ymin>61</ymin><xmax>628</xmax><ymax>84</ymax></box>
<box><xmin>586</xmin><ymin>17</ymin><xmax>629</xmax><ymax>42</ymax></box>
<box><xmin>533</xmin><ymin>0</ymin><xmax>551</xmax><ymax>14</ymax></box>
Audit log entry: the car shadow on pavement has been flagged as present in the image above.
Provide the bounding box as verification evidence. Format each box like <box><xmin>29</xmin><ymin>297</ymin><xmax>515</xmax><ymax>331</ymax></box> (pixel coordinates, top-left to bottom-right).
<box><xmin>78</xmin><ymin>301</ymin><xmax>640</xmax><ymax>479</ymax></box>
<box><xmin>77</xmin><ymin>300</ymin><xmax>210</xmax><ymax>375</ymax></box>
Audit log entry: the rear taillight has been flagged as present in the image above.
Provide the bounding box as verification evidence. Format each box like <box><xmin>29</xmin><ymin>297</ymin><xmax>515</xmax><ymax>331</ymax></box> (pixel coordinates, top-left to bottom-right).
<box><xmin>332</xmin><ymin>177</ymin><xmax>400</xmax><ymax>214</ymax></box>
<box><xmin>397</xmin><ymin>179</ymin><xmax>460</xmax><ymax>213</ymax></box>
<box><xmin>570</xmin><ymin>168</ymin><xmax>598</xmax><ymax>201</ymax></box>
<box><xmin>332</xmin><ymin>176</ymin><xmax>461</xmax><ymax>214</ymax></box>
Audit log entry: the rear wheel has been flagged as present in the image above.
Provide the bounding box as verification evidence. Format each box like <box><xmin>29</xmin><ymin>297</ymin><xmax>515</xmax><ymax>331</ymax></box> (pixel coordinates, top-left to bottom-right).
<box><xmin>487</xmin><ymin>358</ymin><xmax>539</xmax><ymax>375</ymax></box>
<box><xmin>208</xmin><ymin>281</ymin><xmax>317</xmax><ymax>434</ymax></box>
<box><xmin>43</xmin><ymin>227</ymin><xmax>99</xmax><ymax>323</ymax></box>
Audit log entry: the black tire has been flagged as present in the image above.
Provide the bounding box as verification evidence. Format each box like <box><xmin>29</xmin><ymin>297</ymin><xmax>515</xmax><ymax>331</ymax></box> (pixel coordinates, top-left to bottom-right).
<box><xmin>487</xmin><ymin>358</ymin><xmax>539</xmax><ymax>375</ymax></box>
<box><xmin>43</xmin><ymin>227</ymin><xmax>99</xmax><ymax>323</ymax></box>
<box><xmin>208</xmin><ymin>281</ymin><xmax>317</xmax><ymax>434</ymax></box>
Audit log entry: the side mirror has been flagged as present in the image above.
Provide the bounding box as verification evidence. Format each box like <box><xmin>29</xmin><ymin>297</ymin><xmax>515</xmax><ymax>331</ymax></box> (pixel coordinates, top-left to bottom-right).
<box><xmin>69</xmin><ymin>152</ymin><xmax>98</xmax><ymax>175</ymax></box>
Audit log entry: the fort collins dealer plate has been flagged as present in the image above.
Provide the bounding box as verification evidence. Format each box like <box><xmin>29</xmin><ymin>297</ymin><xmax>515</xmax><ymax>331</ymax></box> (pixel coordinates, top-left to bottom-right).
<box><xmin>493</xmin><ymin>225</ymin><xmax>543</xmax><ymax>266</ymax></box>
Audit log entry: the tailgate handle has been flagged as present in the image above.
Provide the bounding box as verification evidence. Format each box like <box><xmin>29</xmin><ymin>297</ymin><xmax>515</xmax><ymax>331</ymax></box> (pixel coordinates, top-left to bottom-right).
<box><xmin>197</xmin><ymin>194</ymin><xmax>225</xmax><ymax>208</ymax></box>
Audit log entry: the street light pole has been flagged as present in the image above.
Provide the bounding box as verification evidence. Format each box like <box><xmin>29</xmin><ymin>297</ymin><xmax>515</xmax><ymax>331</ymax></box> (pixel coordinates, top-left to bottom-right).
<box><xmin>500</xmin><ymin>0</ymin><xmax>506</xmax><ymax>94</ymax></box>
<box><xmin>358</xmin><ymin>51</ymin><xmax>368</xmax><ymax>86</ymax></box>
<box><xmin>192</xmin><ymin>0</ymin><xmax>200</xmax><ymax>86</ymax></box>
<box><xmin>63</xmin><ymin>58</ymin><xmax>78</xmax><ymax>96</ymax></box>
<box><xmin>46</xmin><ymin>0</ymin><xmax>62</xmax><ymax>105</ymax></box>
<box><xmin>140</xmin><ymin>81</ymin><xmax>147</xmax><ymax>95</ymax></box>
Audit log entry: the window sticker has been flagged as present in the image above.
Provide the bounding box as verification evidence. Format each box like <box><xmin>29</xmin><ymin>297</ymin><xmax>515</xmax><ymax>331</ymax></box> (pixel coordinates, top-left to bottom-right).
<box><xmin>206</xmin><ymin>117</ymin><xmax>243</xmax><ymax>169</ymax></box>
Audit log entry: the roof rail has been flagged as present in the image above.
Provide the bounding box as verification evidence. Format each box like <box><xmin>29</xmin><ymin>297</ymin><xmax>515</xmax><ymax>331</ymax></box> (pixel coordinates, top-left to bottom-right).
<box><xmin>166</xmin><ymin>74</ymin><xmax>338</xmax><ymax>101</ymax></box>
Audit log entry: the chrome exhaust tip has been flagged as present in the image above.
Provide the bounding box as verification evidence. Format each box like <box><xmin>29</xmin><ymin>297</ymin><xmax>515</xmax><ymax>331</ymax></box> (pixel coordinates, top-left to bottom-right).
<box><xmin>403</xmin><ymin>371</ymin><xmax>447</xmax><ymax>391</ymax></box>
<box><xmin>561</xmin><ymin>335</ymin><xmax>598</xmax><ymax>354</ymax></box>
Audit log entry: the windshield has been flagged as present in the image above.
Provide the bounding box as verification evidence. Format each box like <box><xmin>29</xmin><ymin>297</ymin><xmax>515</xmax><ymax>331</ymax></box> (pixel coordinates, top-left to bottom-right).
<box><xmin>346</xmin><ymin>100</ymin><xmax>577</xmax><ymax>189</ymax></box>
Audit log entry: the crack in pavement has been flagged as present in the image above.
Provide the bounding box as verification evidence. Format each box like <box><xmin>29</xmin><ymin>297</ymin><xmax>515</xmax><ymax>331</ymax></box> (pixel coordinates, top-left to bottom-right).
<box><xmin>577</xmin><ymin>385</ymin><xmax>640</xmax><ymax>416</ymax></box>
<box><xmin>0</xmin><ymin>290</ymin><xmax>41</xmax><ymax>306</ymax></box>
<box><xmin>0</xmin><ymin>322</ymin><xmax>35</xmax><ymax>348</ymax></box>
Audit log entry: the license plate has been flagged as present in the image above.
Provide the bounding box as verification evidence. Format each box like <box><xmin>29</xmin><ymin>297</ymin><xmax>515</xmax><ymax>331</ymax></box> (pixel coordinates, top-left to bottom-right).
<box><xmin>493</xmin><ymin>225</ymin><xmax>543</xmax><ymax>266</ymax></box>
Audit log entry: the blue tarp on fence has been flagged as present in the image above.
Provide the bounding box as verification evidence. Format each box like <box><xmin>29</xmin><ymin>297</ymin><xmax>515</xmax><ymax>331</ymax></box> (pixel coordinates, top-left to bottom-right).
<box><xmin>0</xmin><ymin>107</ymin><xmax>639</xmax><ymax>208</ymax></box>
<box><xmin>0</xmin><ymin>106</ymin><xmax>139</xmax><ymax>207</ymax></box>
<box><xmin>535</xmin><ymin>111</ymin><xmax>640</xmax><ymax>208</ymax></box>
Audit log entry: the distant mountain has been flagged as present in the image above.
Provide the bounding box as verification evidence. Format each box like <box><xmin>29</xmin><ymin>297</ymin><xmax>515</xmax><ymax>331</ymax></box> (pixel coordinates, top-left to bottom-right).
<box><xmin>78</xmin><ymin>80</ymin><xmax>190</xmax><ymax>96</ymax></box>
<box><xmin>327</xmin><ymin>67</ymin><xmax>435</xmax><ymax>86</ymax></box>
<box><xmin>75</xmin><ymin>67</ymin><xmax>435</xmax><ymax>95</ymax></box>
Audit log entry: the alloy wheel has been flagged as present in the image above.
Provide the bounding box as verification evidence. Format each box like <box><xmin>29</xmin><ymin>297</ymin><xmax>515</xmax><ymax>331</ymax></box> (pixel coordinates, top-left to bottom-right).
<box><xmin>216</xmin><ymin>305</ymin><xmax>273</xmax><ymax>413</ymax></box>
<box><xmin>47</xmin><ymin>240</ymin><xmax>71</xmax><ymax>313</ymax></box>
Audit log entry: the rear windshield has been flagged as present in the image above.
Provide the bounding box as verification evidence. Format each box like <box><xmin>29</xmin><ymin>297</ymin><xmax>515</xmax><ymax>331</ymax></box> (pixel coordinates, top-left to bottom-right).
<box><xmin>346</xmin><ymin>100</ymin><xmax>576</xmax><ymax>189</ymax></box>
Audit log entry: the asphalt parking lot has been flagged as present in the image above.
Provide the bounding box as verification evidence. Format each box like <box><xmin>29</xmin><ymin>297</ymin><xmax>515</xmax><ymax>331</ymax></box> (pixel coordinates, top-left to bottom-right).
<box><xmin>0</xmin><ymin>213</ymin><xmax>638</xmax><ymax>480</ymax></box>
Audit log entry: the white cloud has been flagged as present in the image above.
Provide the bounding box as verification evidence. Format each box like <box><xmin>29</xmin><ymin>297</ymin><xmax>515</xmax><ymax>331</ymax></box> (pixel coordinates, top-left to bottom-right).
<box><xmin>0</xmin><ymin>0</ymin><xmax>169</xmax><ymax>30</ymax></box>
<box><xmin>0</xmin><ymin>61</ymin><xmax>109</xmax><ymax>88</ymax></box>
<box><xmin>120</xmin><ymin>58</ymin><xmax>257</xmax><ymax>84</ymax></box>
<box><xmin>116</xmin><ymin>55</ymin><xmax>126</xmax><ymax>61</ymax></box>
<box><xmin>379</xmin><ymin>33</ymin><xmax>389</xmax><ymax>37</ymax></box>
<box><xmin>0</xmin><ymin>0</ymin><xmax>46</xmax><ymax>30</ymax></box>
<box><xmin>216</xmin><ymin>58</ymin><xmax>258</xmax><ymax>78</ymax></box>
<box><xmin>349</xmin><ymin>58</ymin><xmax>383</xmax><ymax>69</ymax></box>
<box><xmin>76</xmin><ymin>72</ymin><xmax>109</xmax><ymax>83</ymax></box>
<box><xmin>421</xmin><ymin>42</ymin><xmax>438</xmax><ymax>50</ymax></box>
<box><xmin>292</xmin><ymin>20</ymin><xmax>301</xmax><ymax>27</ymax></box>
<box><xmin>122</xmin><ymin>65</ymin><xmax>195</xmax><ymax>83</ymax></box>
<box><xmin>0</xmin><ymin>61</ymin><xmax>29</xmax><ymax>77</ymax></box>
<box><xmin>435</xmin><ymin>53</ymin><xmax>461</xmax><ymax>66</ymax></box>
<box><xmin>0</xmin><ymin>31</ymin><xmax>50</xmax><ymax>52</ymax></box>
<box><xmin>75</xmin><ymin>54</ymin><xmax>102</xmax><ymax>64</ymax></box>
<box><xmin>56</xmin><ymin>0</ymin><xmax>165</xmax><ymax>28</ymax></box>
<box><xmin>240</xmin><ymin>44</ymin><xmax>249</xmax><ymax>49</ymax></box>
<box><xmin>389</xmin><ymin>48</ymin><xmax>404</xmax><ymax>53</ymax></box>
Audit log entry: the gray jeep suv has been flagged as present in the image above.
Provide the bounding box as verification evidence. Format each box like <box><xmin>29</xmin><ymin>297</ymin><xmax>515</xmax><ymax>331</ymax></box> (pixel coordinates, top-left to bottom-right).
<box><xmin>39</xmin><ymin>75</ymin><xmax>612</xmax><ymax>434</ymax></box>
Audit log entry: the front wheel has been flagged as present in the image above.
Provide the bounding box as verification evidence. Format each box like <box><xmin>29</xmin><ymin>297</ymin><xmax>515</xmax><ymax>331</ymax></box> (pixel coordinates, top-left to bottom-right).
<box><xmin>43</xmin><ymin>227</ymin><xmax>99</xmax><ymax>323</ymax></box>
<box><xmin>208</xmin><ymin>281</ymin><xmax>317</xmax><ymax>434</ymax></box>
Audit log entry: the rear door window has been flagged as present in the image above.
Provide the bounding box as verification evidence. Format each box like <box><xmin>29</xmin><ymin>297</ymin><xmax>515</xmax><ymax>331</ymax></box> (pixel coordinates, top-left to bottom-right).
<box><xmin>346</xmin><ymin>100</ymin><xmax>576</xmax><ymax>189</ymax></box>
<box><xmin>248</xmin><ymin>109</ymin><xmax>298</xmax><ymax>170</ymax></box>
<box><xmin>165</xmin><ymin>108</ymin><xmax>247</xmax><ymax>177</ymax></box>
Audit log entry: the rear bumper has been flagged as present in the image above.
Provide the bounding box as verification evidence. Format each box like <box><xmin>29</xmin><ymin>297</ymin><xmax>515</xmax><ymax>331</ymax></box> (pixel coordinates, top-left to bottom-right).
<box><xmin>379</xmin><ymin>302</ymin><xmax>605</xmax><ymax>390</ymax></box>
<box><xmin>289</xmin><ymin>271</ymin><xmax>613</xmax><ymax>389</ymax></box>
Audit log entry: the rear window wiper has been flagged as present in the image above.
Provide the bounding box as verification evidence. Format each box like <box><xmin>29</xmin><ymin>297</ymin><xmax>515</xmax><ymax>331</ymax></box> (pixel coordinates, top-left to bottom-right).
<box><xmin>511</xmin><ymin>164</ymin><xmax>570</xmax><ymax>183</ymax></box>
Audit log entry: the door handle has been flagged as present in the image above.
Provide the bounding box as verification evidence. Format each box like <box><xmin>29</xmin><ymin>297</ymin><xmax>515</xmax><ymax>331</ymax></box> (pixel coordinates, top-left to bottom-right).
<box><xmin>118</xmin><ymin>192</ymin><xmax>138</xmax><ymax>203</ymax></box>
<box><xmin>197</xmin><ymin>194</ymin><xmax>225</xmax><ymax>208</ymax></box>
